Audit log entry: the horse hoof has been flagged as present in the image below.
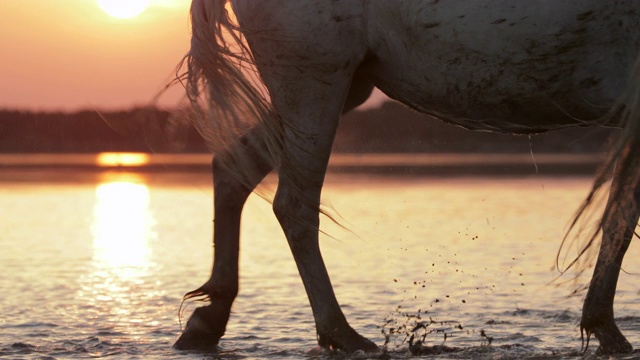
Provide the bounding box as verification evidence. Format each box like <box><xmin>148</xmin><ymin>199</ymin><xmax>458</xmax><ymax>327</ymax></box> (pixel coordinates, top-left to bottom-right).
<box><xmin>582</xmin><ymin>320</ymin><xmax>633</xmax><ymax>354</ymax></box>
<box><xmin>318</xmin><ymin>327</ymin><xmax>379</xmax><ymax>354</ymax></box>
<box><xmin>174</xmin><ymin>306</ymin><xmax>223</xmax><ymax>352</ymax></box>
<box><xmin>595</xmin><ymin>332</ymin><xmax>633</xmax><ymax>355</ymax></box>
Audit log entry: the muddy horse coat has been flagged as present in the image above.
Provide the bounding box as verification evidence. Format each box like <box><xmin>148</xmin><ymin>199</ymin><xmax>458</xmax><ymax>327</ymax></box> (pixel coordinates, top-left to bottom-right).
<box><xmin>175</xmin><ymin>0</ymin><xmax>640</xmax><ymax>354</ymax></box>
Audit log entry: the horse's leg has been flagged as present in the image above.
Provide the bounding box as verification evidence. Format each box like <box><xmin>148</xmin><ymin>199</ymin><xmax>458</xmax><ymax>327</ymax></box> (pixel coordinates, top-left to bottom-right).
<box><xmin>268</xmin><ymin>71</ymin><xmax>378</xmax><ymax>352</ymax></box>
<box><xmin>174</xmin><ymin>127</ymin><xmax>273</xmax><ymax>350</ymax></box>
<box><xmin>580</xmin><ymin>176</ymin><xmax>639</xmax><ymax>354</ymax></box>
<box><xmin>174</xmin><ymin>77</ymin><xmax>373</xmax><ymax>351</ymax></box>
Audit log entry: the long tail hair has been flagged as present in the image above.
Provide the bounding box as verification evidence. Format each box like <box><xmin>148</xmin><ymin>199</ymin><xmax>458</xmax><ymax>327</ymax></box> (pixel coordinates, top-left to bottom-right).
<box><xmin>557</xmin><ymin>56</ymin><xmax>640</xmax><ymax>281</ymax></box>
<box><xmin>179</xmin><ymin>0</ymin><xmax>281</xmax><ymax>186</ymax></box>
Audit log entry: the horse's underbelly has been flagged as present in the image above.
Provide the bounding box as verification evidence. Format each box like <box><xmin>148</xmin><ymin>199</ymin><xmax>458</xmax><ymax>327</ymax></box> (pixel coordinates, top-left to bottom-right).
<box><xmin>371</xmin><ymin>69</ymin><xmax>617</xmax><ymax>133</ymax></box>
<box><xmin>366</xmin><ymin>0</ymin><xmax>640</xmax><ymax>133</ymax></box>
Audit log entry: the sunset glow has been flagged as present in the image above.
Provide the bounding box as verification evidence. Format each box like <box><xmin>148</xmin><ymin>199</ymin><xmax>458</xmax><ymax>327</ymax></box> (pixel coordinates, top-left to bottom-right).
<box><xmin>0</xmin><ymin>0</ymin><xmax>190</xmax><ymax>110</ymax></box>
<box><xmin>96</xmin><ymin>0</ymin><xmax>151</xmax><ymax>19</ymax></box>
<box><xmin>0</xmin><ymin>1</ymin><xmax>386</xmax><ymax>111</ymax></box>
<box><xmin>96</xmin><ymin>152</ymin><xmax>150</xmax><ymax>167</ymax></box>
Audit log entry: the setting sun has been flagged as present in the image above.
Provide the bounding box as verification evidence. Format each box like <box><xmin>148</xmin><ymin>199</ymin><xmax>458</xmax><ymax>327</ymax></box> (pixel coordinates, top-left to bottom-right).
<box><xmin>96</xmin><ymin>0</ymin><xmax>151</xmax><ymax>19</ymax></box>
<box><xmin>0</xmin><ymin>1</ymin><xmax>191</xmax><ymax>110</ymax></box>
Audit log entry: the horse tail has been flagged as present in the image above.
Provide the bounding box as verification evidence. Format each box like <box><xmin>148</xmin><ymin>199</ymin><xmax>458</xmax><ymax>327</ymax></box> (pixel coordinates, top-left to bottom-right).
<box><xmin>181</xmin><ymin>0</ymin><xmax>281</xmax><ymax>181</ymax></box>
<box><xmin>558</xmin><ymin>55</ymin><xmax>640</xmax><ymax>278</ymax></box>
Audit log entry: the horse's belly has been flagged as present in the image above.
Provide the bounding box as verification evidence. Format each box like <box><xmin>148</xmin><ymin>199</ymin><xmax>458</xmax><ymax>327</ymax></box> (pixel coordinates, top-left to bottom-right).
<box><xmin>366</xmin><ymin>0</ymin><xmax>640</xmax><ymax>133</ymax></box>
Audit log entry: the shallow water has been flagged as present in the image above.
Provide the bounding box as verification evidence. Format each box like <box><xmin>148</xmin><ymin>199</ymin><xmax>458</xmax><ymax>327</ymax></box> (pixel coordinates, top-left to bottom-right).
<box><xmin>1</xmin><ymin>168</ymin><xmax>639</xmax><ymax>359</ymax></box>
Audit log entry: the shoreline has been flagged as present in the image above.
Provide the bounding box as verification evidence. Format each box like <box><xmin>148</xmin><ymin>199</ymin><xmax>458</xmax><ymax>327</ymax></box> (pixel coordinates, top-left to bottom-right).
<box><xmin>0</xmin><ymin>153</ymin><xmax>606</xmax><ymax>181</ymax></box>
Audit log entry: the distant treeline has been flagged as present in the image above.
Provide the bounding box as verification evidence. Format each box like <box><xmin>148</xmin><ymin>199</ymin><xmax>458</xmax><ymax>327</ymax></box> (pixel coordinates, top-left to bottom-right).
<box><xmin>0</xmin><ymin>108</ymin><xmax>208</xmax><ymax>153</ymax></box>
<box><xmin>0</xmin><ymin>102</ymin><xmax>618</xmax><ymax>153</ymax></box>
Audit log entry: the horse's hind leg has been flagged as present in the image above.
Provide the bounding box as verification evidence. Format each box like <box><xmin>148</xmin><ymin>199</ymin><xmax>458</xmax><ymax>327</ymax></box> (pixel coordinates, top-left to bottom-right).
<box><xmin>174</xmin><ymin>127</ymin><xmax>273</xmax><ymax>350</ymax></box>
<box><xmin>174</xmin><ymin>77</ymin><xmax>373</xmax><ymax>351</ymax></box>
<box><xmin>580</xmin><ymin>176</ymin><xmax>639</xmax><ymax>354</ymax></box>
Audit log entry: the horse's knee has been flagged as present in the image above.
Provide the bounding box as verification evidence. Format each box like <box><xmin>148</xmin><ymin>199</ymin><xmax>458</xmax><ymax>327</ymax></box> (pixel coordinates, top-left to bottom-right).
<box><xmin>273</xmin><ymin>185</ymin><xmax>318</xmax><ymax>239</ymax></box>
<box><xmin>273</xmin><ymin>186</ymin><xmax>294</xmax><ymax>228</ymax></box>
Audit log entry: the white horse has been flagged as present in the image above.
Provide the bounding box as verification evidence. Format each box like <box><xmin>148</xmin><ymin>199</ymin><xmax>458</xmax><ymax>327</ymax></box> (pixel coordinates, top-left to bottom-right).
<box><xmin>174</xmin><ymin>0</ymin><xmax>640</xmax><ymax>354</ymax></box>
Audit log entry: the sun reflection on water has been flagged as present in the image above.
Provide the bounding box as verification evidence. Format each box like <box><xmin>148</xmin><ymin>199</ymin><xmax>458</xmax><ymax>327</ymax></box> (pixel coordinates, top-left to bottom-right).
<box><xmin>92</xmin><ymin>179</ymin><xmax>154</xmax><ymax>277</ymax></box>
<box><xmin>76</xmin><ymin>172</ymin><xmax>159</xmax><ymax>331</ymax></box>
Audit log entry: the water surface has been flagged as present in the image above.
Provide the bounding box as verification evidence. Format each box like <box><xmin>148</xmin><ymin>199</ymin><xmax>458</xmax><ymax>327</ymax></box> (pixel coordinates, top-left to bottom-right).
<box><xmin>1</xmin><ymin>168</ymin><xmax>639</xmax><ymax>359</ymax></box>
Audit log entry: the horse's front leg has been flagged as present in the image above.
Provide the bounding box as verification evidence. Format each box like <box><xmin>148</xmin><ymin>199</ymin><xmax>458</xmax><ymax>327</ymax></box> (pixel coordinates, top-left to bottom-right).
<box><xmin>265</xmin><ymin>69</ymin><xmax>378</xmax><ymax>352</ymax></box>
<box><xmin>174</xmin><ymin>126</ymin><xmax>273</xmax><ymax>350</ymax></box>
<box><xmin>580</xmin><ymin>175</ymin><xmax>639</xmax><ymax>354</ymax></box>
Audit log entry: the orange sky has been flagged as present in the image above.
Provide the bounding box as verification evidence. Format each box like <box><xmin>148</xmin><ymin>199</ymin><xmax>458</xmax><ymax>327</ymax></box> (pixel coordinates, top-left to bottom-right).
<box><xmin>0</xmin><ymin>1</ymin><xmax>387</xmax><ymax>112</ymax></box>
<box><xmin>0</xmin><ymin>0</ymin><xmax>191</xmax><ymax>111</ymax></box>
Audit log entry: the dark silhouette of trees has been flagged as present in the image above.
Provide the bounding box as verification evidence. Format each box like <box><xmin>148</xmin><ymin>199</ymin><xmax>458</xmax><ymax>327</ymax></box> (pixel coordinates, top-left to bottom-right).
<box><xmin>0</xmin><ymin>102</ymin><xmax>617</xmax><ymax>154</ymax></box>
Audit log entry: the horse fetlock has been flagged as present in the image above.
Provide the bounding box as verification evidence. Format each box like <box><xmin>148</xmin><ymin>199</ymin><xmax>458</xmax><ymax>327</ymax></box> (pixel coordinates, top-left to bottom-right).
<box><xmin>184</xmin><ymin>279</ymin><xmax>238</xmax><ymax>304</ymax></box>
<box><xmin>208</xmin><ymin>280</ymin><xmax>239</xmax><ymax>302</ymax></box>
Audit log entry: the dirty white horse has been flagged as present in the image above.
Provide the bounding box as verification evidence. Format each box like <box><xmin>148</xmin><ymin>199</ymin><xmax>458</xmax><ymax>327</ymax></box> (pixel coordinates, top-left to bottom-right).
<box><xmin>175</xmin><ymin>0</ymin><xmax>640</xmax><ymax>354</ymax></box>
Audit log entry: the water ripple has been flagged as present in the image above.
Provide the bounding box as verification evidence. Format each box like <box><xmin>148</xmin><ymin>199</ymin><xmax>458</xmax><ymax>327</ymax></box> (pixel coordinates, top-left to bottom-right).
<box><xmin>2</xmin><ymin>175</ymin><xmax>640</xmax><ymax>359</ymax></box>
